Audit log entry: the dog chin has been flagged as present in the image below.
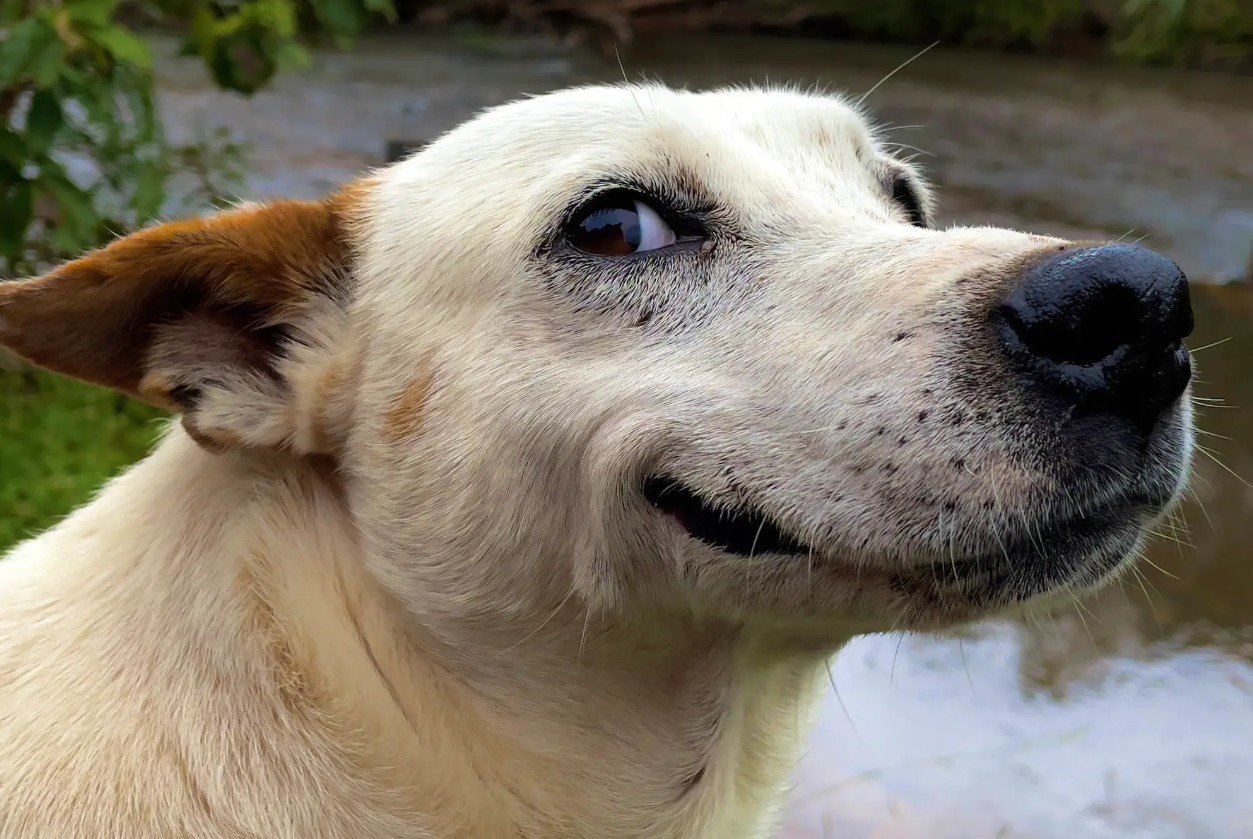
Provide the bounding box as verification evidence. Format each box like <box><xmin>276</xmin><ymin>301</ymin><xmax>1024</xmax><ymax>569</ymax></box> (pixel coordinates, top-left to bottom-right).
<box><xmin>644</xmin><ymin>454</ymin><xmax>1186</xmax><ymax>631</ymax></box>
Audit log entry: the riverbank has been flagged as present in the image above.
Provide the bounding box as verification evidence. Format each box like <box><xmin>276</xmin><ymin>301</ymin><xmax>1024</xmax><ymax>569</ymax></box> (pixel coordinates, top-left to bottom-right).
<box><xmin>155</xmin><ymin>31</ymin><xmax>1253</xmax><ymax>282</ymax></box>
<box><xmin>395</xmin><ymin>0</ymin><xmax>1253</xmax><ymax>71</ymax></box>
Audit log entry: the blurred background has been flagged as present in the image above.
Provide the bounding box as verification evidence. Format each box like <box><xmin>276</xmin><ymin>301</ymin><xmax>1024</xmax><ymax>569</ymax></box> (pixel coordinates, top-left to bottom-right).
<box><xmin>2</xmin><ymin>2</ymin><xmax>1251</xmax><ymax>836</ymax></box>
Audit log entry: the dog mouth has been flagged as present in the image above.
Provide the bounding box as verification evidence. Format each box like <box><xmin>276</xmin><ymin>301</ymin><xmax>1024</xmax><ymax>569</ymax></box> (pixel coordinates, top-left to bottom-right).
<box><xmin>643</xmin><ymin>477</ymin><xmax>809</xmax><ymax>557</ymax></box>
<box><xmin>930</xmin><ymin>485</ymin><xmax>1177</xmax><ymax>603</ymax></box>
<box><xmin>643</xmin><ymin>473</ymin><xmax>1171</xmax><ymax>610</ymax></box>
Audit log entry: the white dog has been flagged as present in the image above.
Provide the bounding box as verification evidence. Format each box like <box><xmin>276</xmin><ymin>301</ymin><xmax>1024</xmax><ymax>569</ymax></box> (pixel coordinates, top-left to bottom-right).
<box><xmin>0</xmin><ymin>85</ymin><xmax>1194</xmax><ymax>838</ymax></box>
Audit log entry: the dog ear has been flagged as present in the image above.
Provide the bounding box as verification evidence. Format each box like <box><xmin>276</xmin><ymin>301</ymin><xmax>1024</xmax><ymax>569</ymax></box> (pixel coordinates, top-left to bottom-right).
<box><xmin>0</xmin><ymin>189</ymin><xmax>368</xmax><ymax>454</ymax></box>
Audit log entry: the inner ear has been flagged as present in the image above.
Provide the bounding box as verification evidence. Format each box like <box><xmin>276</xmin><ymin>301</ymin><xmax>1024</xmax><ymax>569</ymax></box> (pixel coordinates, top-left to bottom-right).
<box><xmin>140</xmin><ymin>307</ymin><xmax>284</xmax><ymax>412</ymax></box>
<box><xmin>0</xmin><ymin>186</ymin><xmax>370</xmax><ymax>454</ymax></box>
<box><xmin>0</xmin><ymin>198</ymin><xmax>351</xmax><ymax>397</ymax></box>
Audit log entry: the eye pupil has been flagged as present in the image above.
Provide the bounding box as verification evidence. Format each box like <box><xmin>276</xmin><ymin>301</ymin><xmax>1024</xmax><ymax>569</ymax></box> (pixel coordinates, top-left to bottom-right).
<box><xmin>574</xmin><ymin>205</ymin><xmax>641</xmax><ymax>256</ymax></box>
<box><xmin>565</xmin><ymin>191</ymin><xmax>679</xmax><ymax>256</ymax></box>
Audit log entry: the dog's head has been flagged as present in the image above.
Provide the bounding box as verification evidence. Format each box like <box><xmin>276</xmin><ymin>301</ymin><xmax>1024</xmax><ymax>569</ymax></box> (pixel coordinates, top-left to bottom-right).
<box><xmin>0</xmin><ymin>85</ymin><xmax>1193</xmax><ymax>637</ymax></box>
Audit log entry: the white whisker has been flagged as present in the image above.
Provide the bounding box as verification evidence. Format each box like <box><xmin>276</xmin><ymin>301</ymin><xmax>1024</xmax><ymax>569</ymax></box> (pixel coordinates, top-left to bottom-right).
<box><xmin>1189</xmin><ymin>336</ymin><xmax>1231</xmax><ymax>354</ymax></box>
<box><xmin>857</xmin><ymin>41</ymin><xmax>940</xmax><ymax>107</ymax></box>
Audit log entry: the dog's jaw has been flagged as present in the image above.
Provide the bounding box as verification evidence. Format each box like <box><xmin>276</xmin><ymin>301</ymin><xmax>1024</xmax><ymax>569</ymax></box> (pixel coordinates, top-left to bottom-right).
<box><xmin>0</xmin><ymin>429</ymin><xmax>846</xmax><ymax>838</ymax></box>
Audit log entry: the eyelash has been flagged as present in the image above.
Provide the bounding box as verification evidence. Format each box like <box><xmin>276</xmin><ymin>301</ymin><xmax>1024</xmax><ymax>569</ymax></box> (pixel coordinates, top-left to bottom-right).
<box><xmin>563</xmin><ymin>187</ymin><xmax>706</xmax><ymax>243</ymax></box>
<box><xmin>550</xmin><ymin>173</ymin><xmax>927</xmax><ymax>255</ymax></box>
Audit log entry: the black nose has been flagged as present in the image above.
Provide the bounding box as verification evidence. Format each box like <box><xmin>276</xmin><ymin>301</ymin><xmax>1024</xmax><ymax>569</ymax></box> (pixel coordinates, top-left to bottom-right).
<box><xmin>997</xmin><ymin>244</ymin><xmax>1193</xmax><ymax>430</ymax></box>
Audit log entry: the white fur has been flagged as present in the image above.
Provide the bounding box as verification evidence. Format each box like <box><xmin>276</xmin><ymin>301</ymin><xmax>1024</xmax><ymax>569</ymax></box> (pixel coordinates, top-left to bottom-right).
<box><xmin>0</xmin><ymin>85</ymin><xmax>1190</xmax><ymax>837</ymax></box>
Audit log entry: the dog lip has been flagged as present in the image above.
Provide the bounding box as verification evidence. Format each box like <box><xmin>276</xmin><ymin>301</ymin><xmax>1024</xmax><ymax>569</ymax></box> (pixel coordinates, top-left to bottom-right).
<box><xmin>643</xmin><ymin>477</ymin><xmax>810</xmax><ymax>557</ymax></box>
<box><xmin>913</xmin><ymin>491</ymin><xmax>1164</xmax><ymax>603</ymax></box>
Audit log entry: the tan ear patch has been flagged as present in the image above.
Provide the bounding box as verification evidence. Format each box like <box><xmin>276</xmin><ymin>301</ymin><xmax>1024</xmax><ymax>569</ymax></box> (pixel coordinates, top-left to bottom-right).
<box><xmin>0</xmin><ymin>179</ymin><xmax>375</xmax><ymax>454</ymax></box>
<box><xmin>0</xmin><ymin>178</ymin><xmax>377</xmax><ymax>404</ymax></box>
<box><xmin>0</xmin><ymin>198</ymin><xmax>353</xmax><ymax>400</ymax></box>
<box><xmin>384</xmin><ymin>358</ymin><xmax>437</xmax><ymax>444</ymax></box>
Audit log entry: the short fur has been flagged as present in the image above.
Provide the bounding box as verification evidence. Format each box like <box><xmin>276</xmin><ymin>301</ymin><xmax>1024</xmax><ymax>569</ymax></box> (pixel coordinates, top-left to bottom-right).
<box><xmin>0</xmin><ymin>85</ymin><xmax>1191</xmax><ymax>838</ymax></box>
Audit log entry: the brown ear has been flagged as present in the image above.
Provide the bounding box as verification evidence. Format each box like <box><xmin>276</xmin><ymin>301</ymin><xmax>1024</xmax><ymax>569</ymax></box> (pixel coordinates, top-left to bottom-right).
<box><xmin>0</xmin><ymin>190</ymin><xmax>364</xmax><ymax>452</ymax></box>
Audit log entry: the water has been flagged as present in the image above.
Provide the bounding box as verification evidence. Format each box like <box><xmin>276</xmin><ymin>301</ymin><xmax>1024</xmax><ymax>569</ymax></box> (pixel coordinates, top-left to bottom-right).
<box><xmin>153</xmin><ymin>32</ymin><xmax>1253</xmax><ymax>837</ymax></box>
<box><xmin>784</xmin><ymin>286</ymin><xmax>1253</xmax><ymax>837</ymax></box>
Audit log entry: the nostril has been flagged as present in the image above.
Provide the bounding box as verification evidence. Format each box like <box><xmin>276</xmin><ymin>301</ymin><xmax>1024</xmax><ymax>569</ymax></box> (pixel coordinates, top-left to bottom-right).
<box><xmin>1000</xmin><ymin>281</ymin><xmax>1146</xmax><ymax>366</ymax></box>
<box><xmin>997</xmin><ymin>244</ymin><xmax>1193</xmax><ymax>427</ymax></box>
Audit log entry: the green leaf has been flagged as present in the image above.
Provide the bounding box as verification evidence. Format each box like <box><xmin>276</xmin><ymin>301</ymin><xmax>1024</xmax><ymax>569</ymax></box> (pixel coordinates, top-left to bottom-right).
<box><xmin>0</xmin><ymin>0</ymin><xmax>25</xmax><ymax>24</ymax></box>
<box><xmin>183</xmin><ymin>4</ymin><xmax>217</xmax><ymax>61</ymax></box>
<box><xmin>362</xmin><ymin>0</ymin><xmax>397</xmax><ymax>23</ymax></box>
<box><xmin>272</xmin><ymin>39</ymin><xmax>310</xmax><ymax>73</ymax></box>
<box><xmin>92</xmin><ymin>26</ymin><xmax>153</xmax><ymax>69</ymax></box>
<box><xmin>132</xmin><ymin>161</ymin><xmax>165</xmax><ymax>222</ymax></box>
<box><xmin>0</xmin><ymin>180</ymin><xmax>32</xmax><ymax>260</ymax></box>
<box><xmin>208</xmin><ymin>31</ymin><xmax>276</xmax><ymax>94</ymax></box>
<box><xmin>66</xmin><ymin>0</ymin><xmax>119</xmax><ymax>27</ymax></box>
<box><xmin>28</xmin><ymin>34</ymin><xmax>67</xmax><ymax>87</ymax></box>
<box><xmin>246</xmin><ymin>0</ymin><xmax>298</xmax><ymax>39</ymax></box>
<box><xmin>41</xmin><ymin>167</ymin><xmax>99</xmax><ymax>251</ymax></box>
<box><xmin>0</xmin><ymin>18</ymin><xmax>45</xmax><ymax>88</ymax></box>
<box><xmin>24</xmin><ymin>90</ymin><xmax>62</xmax><ymax>156</ymax></box>
<box><xmin>309</xmin><ymin>0</ymin><xmax>368</xmax><ymax>37</ymax></box>
<box><xmin>0</xmin><ymin>129</ymin><xmax>25</xmax><ymax>166</ymax></box>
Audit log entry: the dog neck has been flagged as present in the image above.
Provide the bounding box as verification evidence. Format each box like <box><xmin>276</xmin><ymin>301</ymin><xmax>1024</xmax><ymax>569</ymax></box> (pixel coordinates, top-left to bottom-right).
<box><xmin>11</xmin><ymin>430</ymin><xmax>844</xmax><ymax>837</ymax></box>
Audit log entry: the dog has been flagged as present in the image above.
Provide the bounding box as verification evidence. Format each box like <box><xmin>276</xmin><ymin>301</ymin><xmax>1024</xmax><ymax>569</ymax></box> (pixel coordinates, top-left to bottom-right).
<box><xmin>0</xmin><ymin>84</ymin><xmax>1194</xmax><ymax>838</ymax></box>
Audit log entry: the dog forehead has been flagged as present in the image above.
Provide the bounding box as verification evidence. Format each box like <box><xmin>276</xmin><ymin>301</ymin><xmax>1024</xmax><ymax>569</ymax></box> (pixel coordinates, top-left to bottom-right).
<box><xmin>505</xmin><ymin>84</ymin><xmax>872</xmax><ymax>140</ymax></box>
<box><xmin>360</xmin><ymin>85</ymin><xmax>894</xmax><ymax>290</ymax></box>
<box><xmin>397</xmin><ymin>85</ymin><xmax>877</xmax><ymax>179</ymax></box>
<box><xmin>375</xmin><ymin>85</ymin><xmax>886</xmax><ymax>231</ymax></box>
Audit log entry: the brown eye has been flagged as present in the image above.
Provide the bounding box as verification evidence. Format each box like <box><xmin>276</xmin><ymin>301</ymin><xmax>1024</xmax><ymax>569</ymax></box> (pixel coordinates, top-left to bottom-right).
<box><xmin>568</xmin><ymin>194</ymin><xmax>677</xmax><ymax>256</ymax></box>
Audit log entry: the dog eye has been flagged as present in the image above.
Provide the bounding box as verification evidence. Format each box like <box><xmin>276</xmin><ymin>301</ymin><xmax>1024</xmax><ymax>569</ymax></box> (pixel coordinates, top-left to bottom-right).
<box><xmin>891</xmin><ymin>175</ymin><xmax>928</xmax><ymax>228</ymax></box>
<box><xmin>568</xmin><ymin>194</ymin><xmax>677</xmax><ymax>256</ymax></box>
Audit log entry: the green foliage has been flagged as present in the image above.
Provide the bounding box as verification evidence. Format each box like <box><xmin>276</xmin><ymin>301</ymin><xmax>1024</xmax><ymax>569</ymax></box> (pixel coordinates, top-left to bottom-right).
<box><xmin>743</xmin><ymin>0</ymin><xmax>1252</xmax><ymax>60</ymax></box>
<box><xmin>0</xmin><ymin>364</ymin><xmax>164</xmax><ymax>552</ymax></box>
<box><xmin>0</xmin><ymin>0</ymin><xmax>395</xmax><ymax>276</ymax></box>
<box><xmin>2</xmin><ymin>1</ymin><xmax>161</xmax><ymax>271</ymax></box>
<box><xmin>0</xmin><ymin>0</ymin><xmax>393</xmax><ymax>553</ymax></box>
<box><xmin>1115</xmin><ymin>0</ymin><xmax>1253</xmax><ymax>65</ymax></box>
<box><xmin>747</xmin><ymin>0</ymin><xmax>1087</xmax><ymax>48</ymax></box>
